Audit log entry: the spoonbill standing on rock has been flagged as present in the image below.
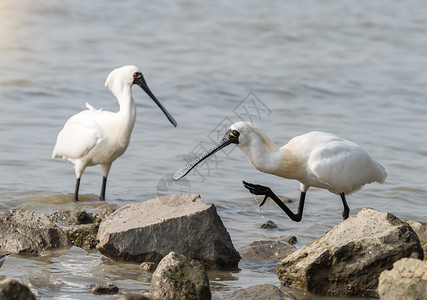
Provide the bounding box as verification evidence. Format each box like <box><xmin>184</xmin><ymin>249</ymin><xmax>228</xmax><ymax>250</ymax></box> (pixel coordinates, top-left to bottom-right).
<box><xmin>173</xmin><ymin>122</ymin><xmax>386</xmax><ymax>221</ymax></box>
<box><xmin>53</xmin><ymin>65</ymin><xmax>177</xmax><ymax>201</ymax></box>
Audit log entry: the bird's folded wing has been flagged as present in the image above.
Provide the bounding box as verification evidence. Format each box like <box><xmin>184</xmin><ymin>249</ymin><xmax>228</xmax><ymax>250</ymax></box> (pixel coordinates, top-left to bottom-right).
<box><xmin>52</xmin><ymin>112</ymin><xmax>101</xmax><ymax>160</ymax></box>
<box><xmin>308</xmin><ymin>142</ymin><xmax>381</xmax><ymax>194</ymax></box>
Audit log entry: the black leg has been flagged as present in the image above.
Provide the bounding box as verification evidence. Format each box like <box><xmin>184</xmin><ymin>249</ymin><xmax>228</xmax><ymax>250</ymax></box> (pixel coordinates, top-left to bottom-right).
<box><xmin>340</xmin><ymin>193</ymin><xmax>349</xmax><ymax>220</ymax></box>
<box><xmin>243</xmin><ymin>181</ymin><xmax>306</xmax><ymax>222</ymax></box>
<box><xmin>100</xmin><ymin>176</ymin><xmax>107</xmax><ymax>201</ymax></box>
<box><xmin>74</xmin><ymin>178</ymin><xmax>80</xmax><ymax>201</ymax></box>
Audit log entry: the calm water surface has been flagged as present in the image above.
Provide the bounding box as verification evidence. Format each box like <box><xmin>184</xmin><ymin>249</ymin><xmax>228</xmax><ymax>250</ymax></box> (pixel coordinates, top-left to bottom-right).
<box><xmin>0</xmin><ymin>0</ymin><xmax>426</xmax><ymax>299</ymax></box>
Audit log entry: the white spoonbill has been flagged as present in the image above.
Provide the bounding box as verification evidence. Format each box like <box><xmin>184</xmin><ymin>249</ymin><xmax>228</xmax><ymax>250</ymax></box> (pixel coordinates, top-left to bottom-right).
<box><xmin>173</xmin><ymin>122</ymin><xmax>386</xmax><ymax>221</ymax></box>
<box><xmin>53</xmin><ymin>65</ymin><xmax>177</xmax><ymax>201</ymax></box>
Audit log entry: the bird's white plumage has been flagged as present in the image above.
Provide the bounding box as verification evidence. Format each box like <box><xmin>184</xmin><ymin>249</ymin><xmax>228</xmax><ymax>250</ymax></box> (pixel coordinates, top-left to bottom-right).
<box><xmin>230</xmin><ymin>122</ymin><xmax>386</xmax><ymax>195</ymax></box>
<box><xmin>52</xmin><ymin>65</ymin><xmax>139</xmax><ymax>179</ymax></box>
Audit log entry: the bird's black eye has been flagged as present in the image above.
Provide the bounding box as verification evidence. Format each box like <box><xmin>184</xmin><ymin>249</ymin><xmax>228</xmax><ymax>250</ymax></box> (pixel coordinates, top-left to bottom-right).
<box><xmin>133</xmin><ymin>72</ymin><xmax>142</xmax><ymax>79</ymax></box>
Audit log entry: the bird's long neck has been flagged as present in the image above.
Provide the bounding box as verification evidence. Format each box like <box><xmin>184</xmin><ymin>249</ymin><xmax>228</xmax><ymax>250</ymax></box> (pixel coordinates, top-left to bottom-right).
<box><xmin>113</xmin><ymin>84</ymin><xmax>137</xmax><ymax>141</ymax></box>
<box><xmin>238</xmin><ymin>131</ymin><xmax>300</xmax><ymax>179</ymax></box>
<box><xmin>115</xmin><ymin>84</ymin><xmax>136</xmax><ymax>120</ymax></box>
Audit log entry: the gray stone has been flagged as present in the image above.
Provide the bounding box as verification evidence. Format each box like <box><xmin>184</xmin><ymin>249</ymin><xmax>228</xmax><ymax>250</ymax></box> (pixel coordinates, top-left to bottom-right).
<box><xmin>281</xmin><ymin>236</ymin><xmax>297</xmax><ymax>245</ymax></box>
<box><xmin>276</xmin><ymin>208</ymin><xmax>424</xmax><ymax>297</ymax></box>
<box><xmin>0</xmin><ymin>210</ymin><xmax>72</xmax><ymax>255</ymax></box>
<box><xmin>260</xmin><ymin>220</ymin><xmax>278</xmax><ymax>229</ymax></box>
<box><xmin>96</xmin><ymin>194</ymin><xmax>240</xmax><ymax>269</ymax></box>
<box><xmin>149</xmin><ymin>251</ymin><xmax>211</xmax><ymax>300</ymax></box>
<box><xmin>406</xmin><ymin>220</ymin><xmax>427</xmax><ymax>260</ymax></box>
<box><xmin>378</xmin><ymin>258</ymin><xmax>427</xmax><ymax>300</ymax></box>
<box><xmin>140</xmin><ymin>262</ymin><xmax>158</xmax><ymax>272</ymax></box>
<box><xmin>0</xmin><ymin>254</ymin><xmax>10</xmax><ymax>268</ymax></box>
<box><xmin>239</xmin><ymin>240</ymin><xmax>296</xmax><ymax>261</ymax></box>
<box><xmin>90</xmin><ymin>283</ymin><xmax>119</xmax><ymax>295</ymax></box>
<box><xmin>49</xmin><ymin>207</ymin><xmax>115</xmax><ymax>226</ymax></box>
<box><xmin>117</xmin><ymin>294</ymin><xmax>150</xmax><ymax>300</ymax></box>
<box><xmin>63</xmin><ymin>224</ymin><xmax>99</xmax><ymax>250</ymax></box>
<box><xmin>50</xmin><ymin>210</ymin><xmax>94</xmax><ymax>225</ymax></box>
<box><xmin>222</xmin><ymin>284</ymin><xmax>296</xmax><ymax>300</ymax></box>
<box><xmin>49</xmin><ymin>207</ymin><xmax>115</xmax><ymax>250</ymax></box>
<box><xmin>0</xmin><ymin>278</ymin><xmax>36</xmax><ymax>300</ymax></box>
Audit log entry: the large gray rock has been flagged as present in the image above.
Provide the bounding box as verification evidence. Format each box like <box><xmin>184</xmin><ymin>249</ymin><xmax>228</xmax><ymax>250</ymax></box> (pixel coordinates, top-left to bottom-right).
<box><xmin>221</xmin><ymin>284</ymin><xmax>296</xmax><ymax>300</ymax></box>
<box><xmin>0</xmin><ymin>210</ymin><xmax>72</xmax><ymax>255</ymax></box>
<box><xmin>378</xmin><ymin>258</ymin><xmax>427</xmax><ymax>299</ymax></box>
<box><xmin>276</xmin><ymin>208</ymin><xmax>424</xmax><ymax>297</ymax></box>
<box><xmin>149</xmin><ymin>251</ymin><xmax>211</xmax><ymax>300</ymax></box>
<box><xmin>96</xmin><ymin>194</ymin><xmax>240</xmax><ymax>269</ymax></box>
<box><xmin>0</xmin><ymin>278</ymin><xmax>36</xmax><ymax>300</ymax></box>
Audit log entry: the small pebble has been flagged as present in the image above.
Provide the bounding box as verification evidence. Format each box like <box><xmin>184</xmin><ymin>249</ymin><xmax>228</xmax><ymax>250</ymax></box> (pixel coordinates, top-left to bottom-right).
<box><xmin>140</xmin><ymin>261</ymin><xmax>158</xmax><ymax>272</ymax></box>
<box><xmin>89</xmin><ymin>283</ymin><xmax>119</xmax><ymax>295</ymax></box>
<box><xmin>260</xmin><ymin>220</ymin><xmax>278</xmax><ymax>229</ymax></box>
<box><xmin>282</xmin><ymin>236</ymin><xmax>297</xmax><ymax>245</ymax></box>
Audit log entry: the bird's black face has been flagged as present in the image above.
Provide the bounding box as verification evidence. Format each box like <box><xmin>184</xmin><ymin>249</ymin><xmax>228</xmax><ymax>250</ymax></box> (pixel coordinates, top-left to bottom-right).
<box><xmin>132</xmin><ymin>72</ymin><xmax>177</xmax><ymax>127</ymax></box>
<box><xmin>173</xmin><ymin>127</ymin><xmax>240</xmax><ymax>181</ymax></box>
<box><xmin>226</xmin><ymin>129</ymin><xmax>240</xmax><ymax>144</ymax></box>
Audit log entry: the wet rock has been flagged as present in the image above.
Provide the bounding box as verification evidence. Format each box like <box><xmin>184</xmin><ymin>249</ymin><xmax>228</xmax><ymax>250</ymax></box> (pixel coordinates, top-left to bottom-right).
<box><xmin>222</xmin><ymin>284</ymin><xmax>296</xmax><ymax>300</ymax></box>
<box><xmin>50</xmin><ymin>210</ymin><xmax>93</xmax><ymax>225</ymax></box>
<box><xmin>90</xmin><ymin>283</ymin><xmax>119</xmax><ymax>295</ymax></box>
<box><xmin>406</xmin><ymin>220</ymin><xmax>427</xmax><ymax>260</ymax></box>
<box><xmin>64</xmin><ymin>224</ymin><xmax>99</xmax><ymax>250</ymax></box>
<box><xmin>140</xmin><ymin>261</ymin><xmax>158</xmax><ymax>272</ymax></box>
<box><xmin>260</xmin><ymin>220</ymin><xmax>278</xmax><ymax>229</ymax></box>
<box><xmin>117</xmin><ymin>294</ymin><xmax>150</xmax><ymax>300</ymax></box>
<box><xmin>378</xmin><ymin>257</ymin><xmax>427</xmax><ymax>299</ymax></box>
<box><xmin>49</xmin><ymin>207</ymin><xmax>115</xmax><ymax>250</ymax></box>
<box><xmin>281</xmin><ymin>236</ymin><xmax>297</xmax><ymax>245</ymax></box>
<box><xmin>276</xmin><ymin>208</ymin><xmax>424</xmax><ymax>297</ymax></box>
<box><xmin>96</xmin><ymin>194</ymin><xmax>240</xmax><ymax>269</ymax></box>
<box><xmin>0</xmin><ymin>278</ymin><xmax>36</xmax><ymax>300</ymax></box>
<box><xmin>49</xmin><ymin>207</ymin><xmax>115</xmax><ymax>226</ymax></box>
<box><xmin>0</xmin><ymin>253</ymin><xmax>10</xmax><ymax>268</ymax></box>
<box><xmin>239</xmin><ymin>240</ymin><xmax>296</xmax><ymax>261</ymax></box>
<box><xmin>0</xmin><ymin>209</ymin><xmax>72</xmax><ymax>255</ymax></box>
<box><xmin>149</xmin><ymin>251</ymin><xmax>211</xmax><ymax>300</ymax></box>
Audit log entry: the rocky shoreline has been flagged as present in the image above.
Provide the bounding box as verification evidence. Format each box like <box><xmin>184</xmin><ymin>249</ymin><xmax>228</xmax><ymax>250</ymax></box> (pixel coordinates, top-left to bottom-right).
<box><xmin>0</xmin><ymin>194</ymin><xmax>426</xmax><ymax>299</ymax></box>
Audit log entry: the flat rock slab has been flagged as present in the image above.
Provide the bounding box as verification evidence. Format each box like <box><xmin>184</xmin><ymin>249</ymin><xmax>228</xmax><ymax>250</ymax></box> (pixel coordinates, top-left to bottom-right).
<box><xmin>276</xmin><ymin>208</ymin><xmax>424</xmax><ymax>297</ymax></box>
<box><xmin>0</xmin><ymin>209</ymin><xmax>72</xmax><ymax>255</ymax></box>
<box><xmin>96</xmin><ymin>194</ymin><xmax>240</xmax><ymax>269</ymax></box>
<box><xmin>378</xmin><ymin>258</ymin><xmax>427</xmax><ymax>299</ymax></box>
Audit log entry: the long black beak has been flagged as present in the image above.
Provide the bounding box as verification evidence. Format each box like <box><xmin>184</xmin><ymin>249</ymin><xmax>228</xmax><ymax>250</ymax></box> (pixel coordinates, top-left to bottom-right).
<box><xmin>173</xmin><ymin>130</ymin><xmax>236</xmax><ymax>181</ymax></box>
<box><xmin>135</xmin><ymin>77</ymin><xmax>177</xmax><ymax>127</ymax></box>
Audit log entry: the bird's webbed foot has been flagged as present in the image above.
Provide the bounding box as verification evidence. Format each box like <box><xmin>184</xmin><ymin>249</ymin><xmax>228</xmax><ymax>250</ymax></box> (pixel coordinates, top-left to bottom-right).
<box><xmin>242</xmin><ymin>181</ymin><xmax>273</xmax><ymax>207</ymax></box>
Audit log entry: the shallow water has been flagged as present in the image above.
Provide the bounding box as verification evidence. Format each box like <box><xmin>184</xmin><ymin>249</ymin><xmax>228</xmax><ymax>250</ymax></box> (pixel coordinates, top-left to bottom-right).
<box><xmin>0</xmin><ymin>0</ymin><xmax>426</xmax><ymax>298</ymax></box>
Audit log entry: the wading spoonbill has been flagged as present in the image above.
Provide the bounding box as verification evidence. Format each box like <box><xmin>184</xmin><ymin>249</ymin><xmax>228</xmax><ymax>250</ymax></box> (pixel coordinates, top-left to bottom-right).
<box><xmin>53</xmin><ymin>65</ymin><xmax>177</xmax><ymax>201</ymax></box>
<box><xmin>173</xmin><ymin>122</ymin><xmax>386</xmax><ymax>221</ymax></box>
